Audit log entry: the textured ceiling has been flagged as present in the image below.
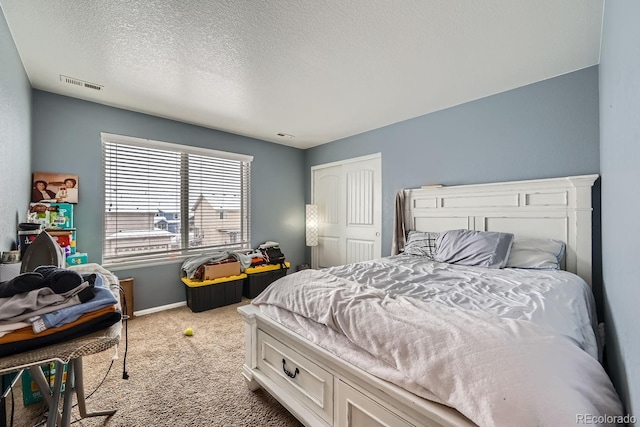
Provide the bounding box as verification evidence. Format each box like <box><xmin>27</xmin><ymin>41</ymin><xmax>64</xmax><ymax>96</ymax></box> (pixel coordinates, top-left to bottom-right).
<box><xmin>1</xmin><ymin>1</ymin><xmax>604</xmax><ymax>149</ymax></box>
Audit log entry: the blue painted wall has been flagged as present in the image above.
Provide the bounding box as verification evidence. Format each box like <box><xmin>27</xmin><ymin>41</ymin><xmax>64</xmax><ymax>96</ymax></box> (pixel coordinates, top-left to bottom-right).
<box><xmin>0</xmin><ymin>6</ymin><xmax>31</xmax><ymax>251</ymax></box>
<box><xmin>599</xmin><ymin>0</ymin><xmax>640</xmax><ymax>421</ymax></box>
<box><xmin>31</xmin><ymin>90</ymin><xmax>305</xmax><ymax>310</ymax></box>
<box><xmin>305</xmin><ymin>66</ymin><xmax>600</xmax><ymax>257</ymax></box>
<box><xmin>4</xmin><ymin>1</ymin><xmax>635</xmax><ymax>418</ymax></box>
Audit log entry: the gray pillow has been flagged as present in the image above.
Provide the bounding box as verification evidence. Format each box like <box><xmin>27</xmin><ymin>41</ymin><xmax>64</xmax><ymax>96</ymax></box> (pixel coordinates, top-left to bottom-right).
<box><xmin>434</xmin><ymin>229</ymin><xmax>514</xmax><ymax>269</ymax></box>
<box><xmin>505</xmin><ymin>238</ymin><xmax>565</xmax><ymax>270</ymax></box>
<box><xmin>403</xmin><ymin>231</ymin><xmax>439</xmax><ymax>258</ymax></box>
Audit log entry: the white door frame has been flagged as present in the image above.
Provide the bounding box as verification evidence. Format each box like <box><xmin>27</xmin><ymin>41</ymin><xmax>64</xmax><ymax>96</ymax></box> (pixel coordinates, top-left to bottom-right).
<box><xmin>310</xmin><ymin>153</ymin><xmax>382</xmax><ymax>268</ymax></box>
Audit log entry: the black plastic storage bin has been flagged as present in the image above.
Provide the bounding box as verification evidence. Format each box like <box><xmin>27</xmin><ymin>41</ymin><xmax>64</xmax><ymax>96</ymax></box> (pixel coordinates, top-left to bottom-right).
<box><xmin>182</xmin><ymin>275</ymin><xmax>246</xmax><ymax>312</ymax></box>
<box><xmin>243</xmin><ymin>263</ymin><xmax>290</xmax><ymax>298</ymax></box>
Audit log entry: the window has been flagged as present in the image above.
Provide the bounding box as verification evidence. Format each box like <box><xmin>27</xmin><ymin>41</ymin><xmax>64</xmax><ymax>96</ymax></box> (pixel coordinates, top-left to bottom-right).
<box><xmin>102</xmin><ymin>133</ymin><xmax>252</xmax><ymax>266</ymax></box>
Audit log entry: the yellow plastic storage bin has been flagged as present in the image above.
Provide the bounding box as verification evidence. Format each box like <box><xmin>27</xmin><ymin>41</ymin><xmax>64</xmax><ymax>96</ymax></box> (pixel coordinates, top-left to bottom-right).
<box><xmin>182</xmin><ymin>273</ymin><xmax>247</xmax><ymax>312</ymax></box>
<box><xmin>243</xmin><ymin>262</ymin><xmax>290</xmax><ymax>298</ymax></box>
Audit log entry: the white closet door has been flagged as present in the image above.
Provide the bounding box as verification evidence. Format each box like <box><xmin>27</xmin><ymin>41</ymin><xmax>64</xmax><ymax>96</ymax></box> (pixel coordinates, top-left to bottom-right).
<box><xmin>312</xmin><ymin>154</ymin><xmax>381</xmax><ymax>268</ymax></box>
<box><xmin>314</xmin><ymin>164</ymin><xmax>343</xmax><ymax>268</ymax></box>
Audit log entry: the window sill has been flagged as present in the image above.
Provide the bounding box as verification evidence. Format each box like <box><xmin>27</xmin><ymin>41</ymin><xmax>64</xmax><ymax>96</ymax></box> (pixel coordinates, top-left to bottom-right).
<box><xmin>103</xmin><ymin>248</ymin><xmax>253</xmax><ymax>272</ymax></box>
<box><xmin>103</xmin><ymin>255</ymin><xmax>189</xmax><ymax>272</ymax></box>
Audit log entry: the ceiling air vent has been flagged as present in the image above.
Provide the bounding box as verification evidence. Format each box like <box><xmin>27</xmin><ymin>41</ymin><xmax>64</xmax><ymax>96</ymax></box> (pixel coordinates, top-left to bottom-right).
<box><xmin>60</xmin><ymin>75</ymin><xmax>103</xmax><ymax>91</ymax></box>
<box><xmin>276</xmin><ymin>132</ymin><xmax>295</xmax><ymax>139</ymax></box>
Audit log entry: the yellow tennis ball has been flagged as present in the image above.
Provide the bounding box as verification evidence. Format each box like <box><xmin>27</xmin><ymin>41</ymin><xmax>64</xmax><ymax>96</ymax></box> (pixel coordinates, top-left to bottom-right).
<box><xmin>184</xmin><ymin>327</ymin><xmax>193</xmax><ymax>336</ymax></box>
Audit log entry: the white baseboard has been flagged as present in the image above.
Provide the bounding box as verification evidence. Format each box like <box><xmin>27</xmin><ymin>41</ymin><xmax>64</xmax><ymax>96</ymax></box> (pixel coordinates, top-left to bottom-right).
<box><xmin>134</xmin><ymin>301</ymin><xmax>186</xmax><ymax>317</ymax></box>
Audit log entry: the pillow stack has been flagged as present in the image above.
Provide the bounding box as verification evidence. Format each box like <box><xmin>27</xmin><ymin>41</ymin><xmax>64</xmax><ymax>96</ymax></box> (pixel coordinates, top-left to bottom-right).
<box><xmin>434</xmin><ymin>229</ymin><xmax>514</xmax><ymax>269</ymax></box>
<box><xmin>402</xmin><ymin>229</ymin><xmax>566</xmax><ymax>270</ymax></box>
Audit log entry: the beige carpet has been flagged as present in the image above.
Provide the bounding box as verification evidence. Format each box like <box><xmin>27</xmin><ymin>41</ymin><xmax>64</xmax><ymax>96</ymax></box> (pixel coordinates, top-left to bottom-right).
<box><xmin>8</xmin><ymin>300</ymin><xmax>303</xmax><ymax>427</ymax></box>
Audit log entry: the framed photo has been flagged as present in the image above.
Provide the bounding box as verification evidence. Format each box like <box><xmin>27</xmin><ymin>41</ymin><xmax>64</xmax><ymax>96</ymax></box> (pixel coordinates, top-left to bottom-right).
<box><xmin>32</xmin><ymin>172</ymin><xmax>79</xmax><ymax>204</ymax></box>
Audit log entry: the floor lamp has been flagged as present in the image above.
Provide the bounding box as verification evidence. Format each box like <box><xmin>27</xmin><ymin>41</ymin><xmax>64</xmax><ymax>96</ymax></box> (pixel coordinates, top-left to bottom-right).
<box><xmin>306</xmin><ymin>204</ymin><xmax>318</xmax><ymax>268</ymax></box>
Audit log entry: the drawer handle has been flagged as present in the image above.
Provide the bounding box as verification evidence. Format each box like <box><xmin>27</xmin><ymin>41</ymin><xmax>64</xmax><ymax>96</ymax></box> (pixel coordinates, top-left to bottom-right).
<box><xmin>282</xmin><ymin>358</ymin><xmax>299</xmax><ymax>379</ymax></box>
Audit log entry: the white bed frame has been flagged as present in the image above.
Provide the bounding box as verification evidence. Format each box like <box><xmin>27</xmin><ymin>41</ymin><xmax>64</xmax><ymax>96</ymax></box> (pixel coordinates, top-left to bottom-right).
<box><xmin>238</xmin><ymin>174</ymin><xmax>599</xmax><ymax>427</ymax></box>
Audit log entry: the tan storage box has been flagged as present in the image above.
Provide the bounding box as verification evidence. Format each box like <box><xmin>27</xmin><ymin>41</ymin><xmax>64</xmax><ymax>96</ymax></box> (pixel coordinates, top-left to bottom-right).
<box><xmin>203</xmin><ymin>260</ymin><xmax>241</xmax><ymax>280</ymax></box>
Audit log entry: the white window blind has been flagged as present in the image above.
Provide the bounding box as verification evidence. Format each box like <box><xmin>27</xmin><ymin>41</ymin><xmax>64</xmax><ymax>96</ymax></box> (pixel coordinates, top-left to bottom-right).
<box><xmin>102</xmin><ymin>133</ymin><xmax>252</xmax><ymax>265</ymax></box>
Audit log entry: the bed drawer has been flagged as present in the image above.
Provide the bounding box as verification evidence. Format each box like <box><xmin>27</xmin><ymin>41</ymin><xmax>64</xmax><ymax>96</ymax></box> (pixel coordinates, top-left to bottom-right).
<box><xmin>335</xmin><ymin>380</ymin><xmax>414</xmax><ymax>427</ymax></box>
<box><xmin>257</xmin><ymin>329</ymin><xmax>334</xmax><ymax>424</ymax></box>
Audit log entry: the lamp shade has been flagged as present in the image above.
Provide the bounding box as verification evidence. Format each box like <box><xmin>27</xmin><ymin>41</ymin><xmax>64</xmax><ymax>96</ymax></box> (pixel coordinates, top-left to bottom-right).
<box><xmin>305</xmin><ymin>204</ymin><xmax>319</xmax><ymax>247</ymax></box>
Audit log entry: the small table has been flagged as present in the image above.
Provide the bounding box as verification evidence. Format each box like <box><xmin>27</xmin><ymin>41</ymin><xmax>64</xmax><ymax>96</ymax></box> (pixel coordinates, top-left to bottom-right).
<box><xmin>0</xmin><ymin>321</ymin><xmax>121</xmax><ymax>427</ymax></box>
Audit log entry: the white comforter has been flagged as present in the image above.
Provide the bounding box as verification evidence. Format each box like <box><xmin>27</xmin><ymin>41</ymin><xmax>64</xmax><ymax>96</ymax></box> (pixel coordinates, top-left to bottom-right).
<box><xmin>252</xmin><ymin>255</ymin><xmax>623</xmax><ymax>427</ymax></box>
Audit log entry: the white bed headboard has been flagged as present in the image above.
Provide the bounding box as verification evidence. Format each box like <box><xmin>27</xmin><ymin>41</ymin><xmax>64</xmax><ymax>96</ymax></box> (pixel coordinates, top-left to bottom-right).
<box><xmin>404</xmin><ymin>174</ymin><xmax>599</xmax><ymax>286</ymax></box>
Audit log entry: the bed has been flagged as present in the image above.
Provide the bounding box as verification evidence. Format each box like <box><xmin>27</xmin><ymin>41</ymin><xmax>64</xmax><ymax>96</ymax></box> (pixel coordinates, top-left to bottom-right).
<box><xmin>238</xmin><ymin>174</ymin><xmax>623</xmax><ymax>427</ymax></box>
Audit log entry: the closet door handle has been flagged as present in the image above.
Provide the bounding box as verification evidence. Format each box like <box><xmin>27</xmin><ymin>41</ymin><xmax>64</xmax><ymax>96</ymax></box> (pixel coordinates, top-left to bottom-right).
<box><xmin>282</xmin><ymin>358</ymin><xmax>299</xmax><ymax>379</ymax></box>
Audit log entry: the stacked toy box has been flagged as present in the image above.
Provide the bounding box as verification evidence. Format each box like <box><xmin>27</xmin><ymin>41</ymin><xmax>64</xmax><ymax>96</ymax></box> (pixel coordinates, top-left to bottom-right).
<box><xmin>25</xmin><ymin>202</ymin><xmax>88</xmax><ymax>266</ymax></box>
